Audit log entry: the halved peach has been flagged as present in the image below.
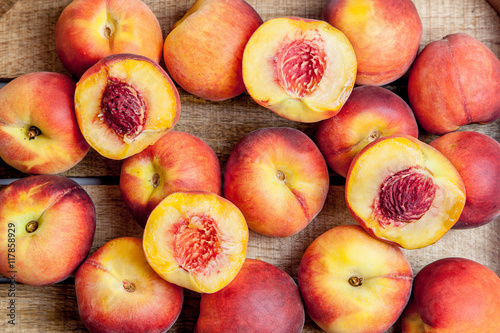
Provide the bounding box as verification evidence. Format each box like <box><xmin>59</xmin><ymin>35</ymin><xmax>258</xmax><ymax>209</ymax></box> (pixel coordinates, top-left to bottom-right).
<box><xmin>143</xmin><ymin>191</ymin><xmax>248</xmax><ymax>293</ymax></box>
<box><xmin>242</xmin><ymin>17</ymin><xmax>357</xmax><ymax>123</ymax></box>
<box><xmin>345</xmin><ymin>135</ymin><xmax>466</xmax><ymax>249</ymax></box>
<box><xmin>74</xmin><ymin>53</ymin><xmax>180</xmax><ymax>160</ymax></box>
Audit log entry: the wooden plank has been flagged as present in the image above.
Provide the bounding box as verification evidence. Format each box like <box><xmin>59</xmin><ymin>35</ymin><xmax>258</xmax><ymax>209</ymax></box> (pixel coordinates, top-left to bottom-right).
<box><xmin>0</xmin><ymin>185</ymin><xmax>499</xmax><ymax>332</ymax></box>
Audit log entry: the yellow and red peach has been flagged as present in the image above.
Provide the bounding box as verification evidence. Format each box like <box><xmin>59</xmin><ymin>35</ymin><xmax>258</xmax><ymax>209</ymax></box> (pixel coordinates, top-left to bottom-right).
<box><xmin>316</xmin><ymin>86</ymin><xmax>419</xmax><ymax>178</ymax></box>
<box><xmin>163</xmin><ymin>0</ymin><xmax>263</xmax><ymax>101</ymax></box>
<box><xmin>55</xmin><ymin>0</ymin><xmax>163</xmax><ymax>78</ymax></box>
<box><xmin>298</xmin><ymin>224</ymin><xmax>413</xmax><ymax>333</ymax></box>
<box><xmin>74</xmin><ymin>53</ymin><xmax>180</xmax><ymax>160</ymax></box>
<box><xmin>242</xmin><ymin>17</ymin><xmax>357</xmax><ymax>123</ymax></box>
<box><xmin>0</xmin><ymin>72</ymin><xmax>89</xmax><ymax>175</ymax></box>
<box><xmin>195</xmin><ymin>258</ymin><xmax>305</xmax><ymax>333</ymax></box>
<box><xmin>0</xmin><ymin>175</ymin><xmax>96</xmax><ymax>286</ymax></box>
<box><xmin>408</xmin><ymin>33</ymin><xmax>500</xmax><ymax>134</ymax></box>
<box><xmin>75</xmin><ymin>237</ymin><xmax>183</xmax><ymax>333</ymax></box>
<box><xmin>120</xmin><ymin>130</ymin><xmax>222</xmax><ymax>228</ymax></box>
<box><xmin>401</xmin><ymin>257</ymin><xmax>500</xmax><ymax>333</ymax></box>
<box><xmin>323</xmin><ymin>0</ymin><xmax>422</xmax><ymax>86</ymax></box>
<box><xmin>143</xmin><ymin>191</ymin><xmax>248</xmax><ymax>293</ymax></box>
<box><xmin>223</xmin><ymin>127</ymin><xmax>329</xmax><ymax>237</ymax></box>
<box><xmin>430</xmin><ymin>131</ymin><xmax>500</xmax><ymax>228</ymax></box>
<box><xmin>345</xmin><ymin>135</ymin><xmax>466</xmax><ymax>249</ymax></box>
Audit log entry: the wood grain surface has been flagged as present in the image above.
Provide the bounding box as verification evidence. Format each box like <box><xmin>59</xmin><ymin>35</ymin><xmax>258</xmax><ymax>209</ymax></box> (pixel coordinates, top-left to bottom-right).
<box><xmin>0</xmin><ymin>0</ymin><xmax>499</xmax><ymax>332</ymax></box>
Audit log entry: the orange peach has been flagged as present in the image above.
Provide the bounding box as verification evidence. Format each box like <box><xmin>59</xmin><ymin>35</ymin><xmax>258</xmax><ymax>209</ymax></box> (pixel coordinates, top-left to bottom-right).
<box><xmin>316</xmin><ymin>86</ymin><xmax>419</xmax><ymax>177</ymax></box>
<box><xmin>242</xmin><ymin>17</ymin><xmax>357</xmax><ymax>122</ymax></box>
<box><xmin>345</xmin><ymin>135</ymin><xmax>466</xmax><ymax>249</ymax></box>
<box><xmin>223</xmin><ymin>127</ymin><xmax>329</xmax><ymax>237</ymax></box>
<box><xmin>0</xmin><ymin>175</ymin><xmax>96</xmax><ymax>286</ymax></box>
<box><xmin>74</xmin><ymin>53</ymin><xmax>180</xmax><ymax>160</ymax></box>
<box><xmin>195</xmin><ymin>258</ymin><xmax>305</xmax><ymax>333</ymax></box>
<box><xmin>323</xmin><ymin>0</ymin><xmax>422</xmax><ymax>86</ymax></box>
<box><xmin>408</xmin><ymin>33</ymin><xmax>500</xmax><ymax>134</ymax></box>
<box><xmin>163</xmin><ymin>0</ymin><xmax>263</xmax><ymax>101</ymax></box>
<box><xmin>55</xmin><ymin>0</ymin><xmax>163</xmax><ymax>78</ymax></box>
<box><xmin>0</xmin><ymin>72</ymin><xmax>89</xmax><ymax>174</ymax></box>
<box><xmin>120</xmin><ymin>131</ymin><xmax>222</xmax><ymax>228</ymax></box>
<box><xmin>75</xmin><ymin>237</ymin><xmax>183</xmax><ymax>333</ymax></box>
<box><xmin>401</xmin><ymin>257</ymin><xmax>500</xmax><ymax>333</ymax></box>
<box><xmin>430</xmin><ymin>131</ymin><xmax>500</xmax><ymax>228</ymax></box>
<box><xmin>298</xmin><ymin>225</ymin><xmax>413</xmax><ymax>333</ymax></box>
<box><xmin>143</xmin><ymin>191</ymin><xmax>248</xmax><ymax>293</ymax></box>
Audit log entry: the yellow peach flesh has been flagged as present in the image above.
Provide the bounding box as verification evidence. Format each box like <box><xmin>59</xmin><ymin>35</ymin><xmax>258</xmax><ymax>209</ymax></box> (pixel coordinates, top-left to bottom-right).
<box><xmin>346</xmin><ymin>136</ymin><xmax>465</xmax><ymax>249</ymax></box>
<box><xmin>143</xmin><ymin>192</ymin><xmax>248</xmax><ymax>293</ymax></box>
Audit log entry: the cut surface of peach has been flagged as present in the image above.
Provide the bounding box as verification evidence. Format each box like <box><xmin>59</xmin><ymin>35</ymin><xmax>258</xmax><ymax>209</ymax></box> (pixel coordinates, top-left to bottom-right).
<box><xmin>143</xmin><ymin>191</ymin><xmax>248</xmax><ymax>293</ymax></box>
<box><xmin>75</xmin><ymin>53</ymin><xmax>180</xmax><ymax>160</ymax></box>
<box><xmin>345</xmin><ymin>135</ymin><xmax>465</xmax><ymax>249</ymax></box>
<box><xmin>242</xmin><ymin>17</ymin><xmax>357</xmax><ymax>123</ymax></box>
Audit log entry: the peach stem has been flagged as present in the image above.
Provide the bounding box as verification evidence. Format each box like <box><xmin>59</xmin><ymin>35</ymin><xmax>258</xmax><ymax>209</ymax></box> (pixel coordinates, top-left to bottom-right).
<box><xmin>348</xmin><ymin>275</ymin><xmax>363</xmax><ymax>287</ymax></box>
<box><xmin>25</xmin><ymin>220</ymin><xmax>39</xmax><ymax>233</ymax></box>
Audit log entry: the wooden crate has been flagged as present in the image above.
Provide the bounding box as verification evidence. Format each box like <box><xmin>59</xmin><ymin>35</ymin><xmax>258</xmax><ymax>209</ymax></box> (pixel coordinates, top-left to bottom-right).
<box><xmin>0</xmin><ymin>0</ymin><xmax>499</xmax><ymax>332</ymax></box>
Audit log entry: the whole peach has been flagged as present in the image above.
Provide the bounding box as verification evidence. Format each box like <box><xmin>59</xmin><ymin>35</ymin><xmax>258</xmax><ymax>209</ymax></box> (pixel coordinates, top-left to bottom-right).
<box><xmin>430</xmin><ymin>131</ymin><xmax>500</xmax><ymax>228</ymax></box>
<box><xmin>55</xmin><ymin>0</ymin><xmax>163</xmax><ymax>78</ymax></box>
<box><xmin>195</xmin><ymin>258</ymin><xmax>305</xmax><ymax>333</ymax></box>
<box><xmin>323</xmin><ymin>0</ymin><xmax>422</xmax><ymax>86</ymax></box>
<box><xmin>408</xmin><ymin>33</ymin><xmax>500</xmax><ymax>134</ymax></box>
<box><xmin>0</xmin><ymin>175</ymin><xmax>96</xmax><ymax>286</ymax></box>
<box><xmin>316</xmin><ymin>86</ymin><xmax>419</xmax><ymax>177</ymax></box>
<box><xmin>163</xmin><ymin>0</ymin><xmax>263</xmax><ymax>101</ymax></box>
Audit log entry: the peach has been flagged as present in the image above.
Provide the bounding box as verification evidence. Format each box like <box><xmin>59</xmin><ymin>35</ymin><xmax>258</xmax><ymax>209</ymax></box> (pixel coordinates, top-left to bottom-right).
<box><xmin>316</xmin><ymin>86</ymin><xmax>419</xmax><ymax>178</ymax></box>
<box><xmin>120</xmin><ymin>130</ymin><xmax>222</xmax><ymax>228</ymax></box>
<box><xmin>163</xmin><ymin>0</ymin><xmax>263</xmax><ymax>101</ymax></box>
<box><xmin>0</xmin><ymin>175</ymin><xmax>96</xmax><ymax>286</ymax></box>
<box><xmin>298</xmin><ymin>225</ymin><xmax>413</xmax><ymax>333</ymax></box>
<box><xmin>75</xmin><ymin>237</ymin><xmax>183</xmax><ymax>333</ymax></box>
<box><xmin>242</xmin><ymin>17</ymin><xmax>357</xmax><ymax>123</ymax></box>
<box><xmin>55</xmin><ymin>0</ymin><xmax>163</xmax><ymax>78</ymax></box>
<box><xmin>74</xmin><ymin>53</ymin><xmax>180</xmax><ymax>160</ymax></box>
<box><xmin>345</xmin><ymin>135</ymin><xmax>466</xmax><ymax>249</ymax></box>
<box><xmin>223</xmin><ymin>127</ymin><xmax>329</xmax><ymax>237</ymax></box>
<box><xmin>430</xmin><ymin>131</ymin><xmax>500</xmax><ymax>228</ymax></box>
<box><xmin>195</xmin><ymin>258</ymin><xmax>305</xmax><ymax>333</ymax></box>
<box><xmin>408</xmin><ymin>33</ymin><xmax>500</xmax><ymax>134</ymax></box>
<box><xmin>323</xmin><ymin>0</ymin><xmax>422</xmax><ymax>86</ymax></box>
<box><xmin>0</xmin><ymin>72</ymin><xmax>89</xmax><ymax>174</ymax></box>
<box><xmin>401</xmin><ymin>257</ymin><xmax>500</xmax><ymax>333</ymax></box>
<box><xmin>143</xmin><ymin>191</ymin><xmax>248</xmax><ymax>293</ymax></box>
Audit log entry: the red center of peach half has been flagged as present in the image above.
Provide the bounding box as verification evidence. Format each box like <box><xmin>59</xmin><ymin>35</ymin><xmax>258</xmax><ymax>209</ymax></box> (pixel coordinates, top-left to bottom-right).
<box><xmin>275</xmin><ymin>39</ymin><xmax>326</xmax><ymax>98</ymax></box>
<box><xmin>345</xmin><ymin>136</ymin><xmax>465</xmax><ymax>249</ymax></box>
<box><xmin>143</xmin><ymin>191</ymin><xmax>248</xmax><ymax>293</ymax></box>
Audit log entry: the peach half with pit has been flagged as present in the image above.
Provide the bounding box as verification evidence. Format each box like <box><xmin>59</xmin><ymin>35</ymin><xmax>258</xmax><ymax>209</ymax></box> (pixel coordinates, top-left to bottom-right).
<box><xmin>298</xmin><ymin>225</ymin><xmax>413</xmax><ymax>333</ymax></box>
<box><xmin>55</xmin><ymin>0</ymin><xmax>163</xmax><ymax>78</ymax></box>
<box><xmin>0</xmin><ymin>72</ymin><xmax>89</xmax><ymax>175</ymax></box>
<box><xmin>323</xmin><ymin>0</ymin><xmax>422</xmax><ymax>86</ymax></box>
<box><xmin>430</xmin><ymin>131</ymin><xmax>500</xmax><ymax>229</ymax></box>
<box><xmin>345</xmin><ymin>135</ymin><xmax>466</xmax><ymax>249</ymax></box>
<box><xmin>223</xmin><ymin>127</ymin><xmax>330</xmax><ymax>238</ymax></box>
<box><xmin>408</xmin><ymin>33</ymin><xmax>500</xmax><ymax>135</ymax></box>
<box><xmin>74</xmin><ymin>53</ymin><xmax>180</xmax><ymax>160</ymax></box>
<box><xmin>242</xmin><ymin>17</ymin><xmax>357</xmax><ymax>123</ymax></box>
<box><xmin>120</xmin><ymin>130</ymin><xmax>222</xmax><ymax>228</ymax></box>
<box><xmin>75</xmin><ymin>237</ymin><xmax>183</xmax><ymax>333</ymax></box>
<box><xmin>316</xmin><ymin>85</ymin><xmax>419</xmax><ymax>178</ymax></box>
<box><xmin>195</xmin><ymin>258</ymin><xmax>305</xmax><ymax>333</ymax></box>
<box><xmin>163</xmin><ymin>0</ymin><xmax>263</xmax><ymax>101</ymax></box>
<box><xmin>401</xmin><ymin>257</ymin><xmax>500</xmax><ymax>333</ymax></box>
<box><xmin>0</xmin><ymin>175</ymin><xmax>96</xmax><ymax>286</ymax></box>
<box><xmin>143</xmin><ymin>191</ymin><xmax>248</xmax><ymax>293</ymax></box>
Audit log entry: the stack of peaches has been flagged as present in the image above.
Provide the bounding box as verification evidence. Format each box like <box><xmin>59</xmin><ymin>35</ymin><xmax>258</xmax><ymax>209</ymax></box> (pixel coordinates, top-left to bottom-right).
<box><xmin>0</xmin><ymin>0</ymin><xmax>499</xmax><ymax>332</ymax></box>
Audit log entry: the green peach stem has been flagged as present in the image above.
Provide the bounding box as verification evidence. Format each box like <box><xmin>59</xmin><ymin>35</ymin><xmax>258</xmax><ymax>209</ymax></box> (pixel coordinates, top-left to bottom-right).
<box><xmin>348</xmin><ymin>275</ymin><xmax>363</xmax><ymax>287</ymax></box>
<box><xmin>27</xmin><ymin>126</ymin><xmax>41</xmax><ymax>140</ymax></box>
<box><xmin>123</xmin><ymin>281</ymin><xmax>136</xmax><ymax>292</ymax></box>
<box><xmin>25</xmin><ymin>220</ymin><xmax>39</xmax><ymax>233</ymax></box>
